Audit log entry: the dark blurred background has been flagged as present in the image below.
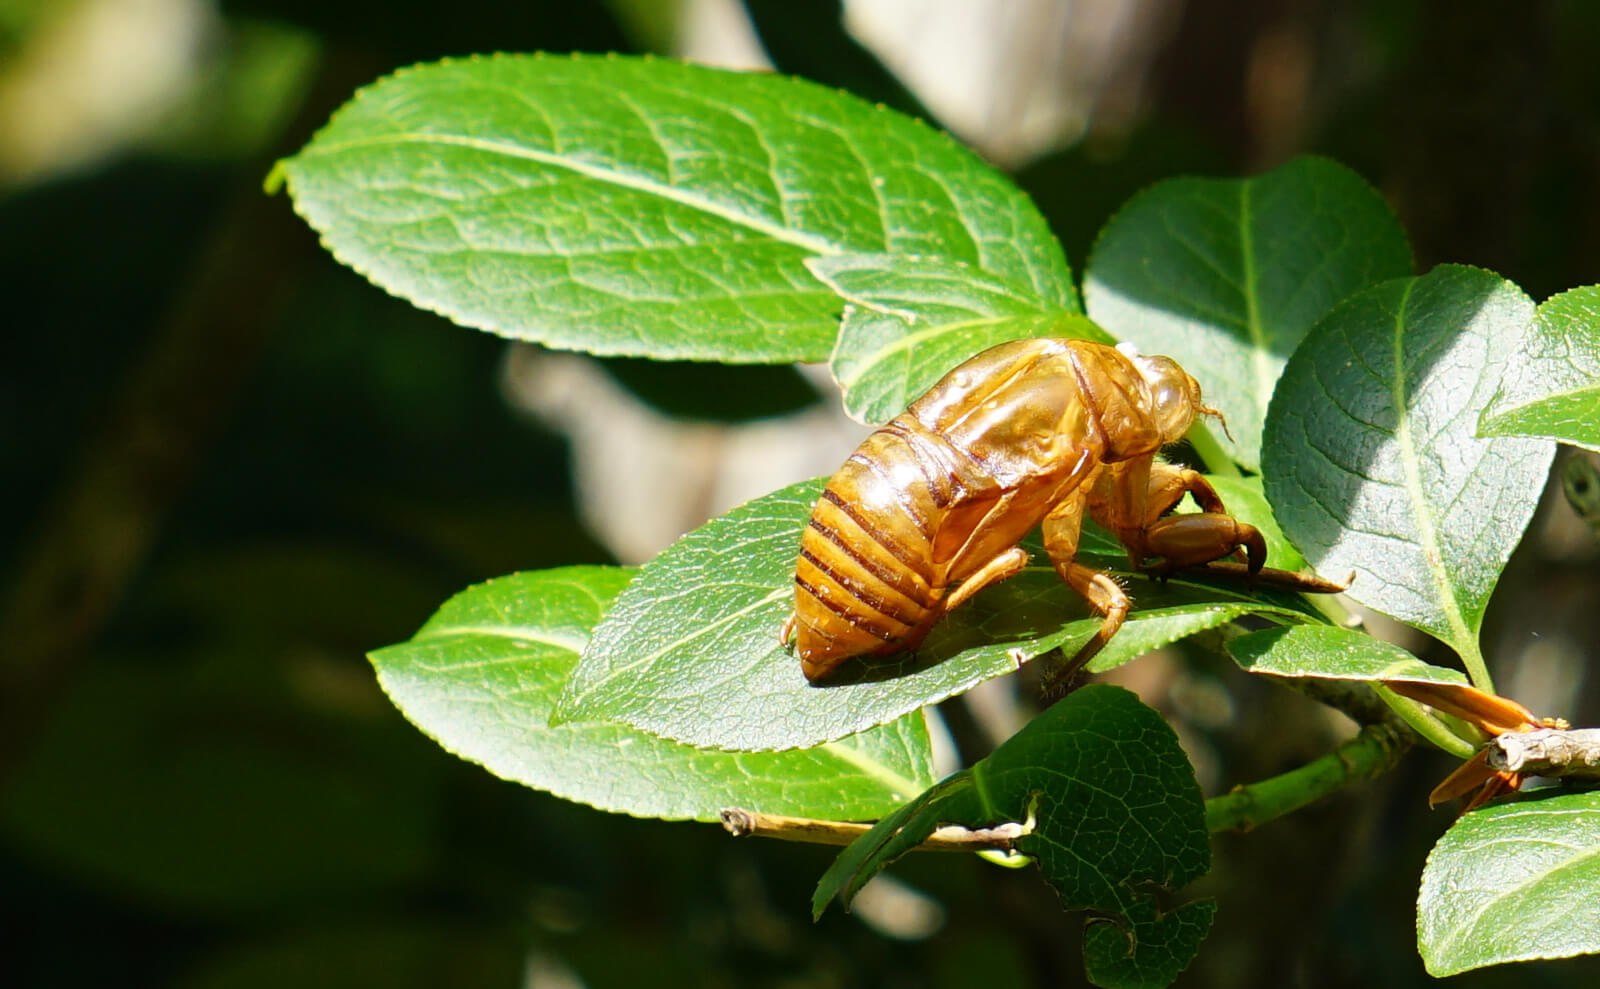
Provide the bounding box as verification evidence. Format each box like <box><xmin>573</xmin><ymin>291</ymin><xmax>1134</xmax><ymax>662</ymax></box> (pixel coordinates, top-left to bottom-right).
<box><xmin>3</xmin><ymin>1</ymin><xmax>1598</xmax><ymax>986</ymax></box>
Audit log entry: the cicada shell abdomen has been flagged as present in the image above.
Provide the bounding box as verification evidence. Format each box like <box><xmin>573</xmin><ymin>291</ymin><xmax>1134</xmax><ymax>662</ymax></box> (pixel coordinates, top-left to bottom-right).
<box><xmin>792</xmin><ymin>420</ymin><xmax>949</xmax><ymax>680</ymax></box>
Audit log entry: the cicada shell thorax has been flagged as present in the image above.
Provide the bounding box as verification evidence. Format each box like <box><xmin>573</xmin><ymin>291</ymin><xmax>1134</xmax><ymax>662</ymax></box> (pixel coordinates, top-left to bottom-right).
<box><xmin>792</xmin><ymin>339</ymin><xmax>1120</xmax><ymax>680</ymax></box>
<box><xmin>1063</xmin><ymin>343</ymin><xmax>1185</xmax><ymax>462</ymax></box>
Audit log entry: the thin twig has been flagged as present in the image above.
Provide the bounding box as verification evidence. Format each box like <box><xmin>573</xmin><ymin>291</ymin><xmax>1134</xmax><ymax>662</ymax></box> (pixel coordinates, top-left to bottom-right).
<box><xmin>719</xmin><ymin>808</ymin><xmax>1029</xmax><ymax>853</ymax></box>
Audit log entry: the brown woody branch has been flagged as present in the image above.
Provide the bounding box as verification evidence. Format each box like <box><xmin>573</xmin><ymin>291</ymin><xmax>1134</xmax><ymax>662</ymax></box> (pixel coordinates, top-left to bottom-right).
<box><xmin>719</xmin><ymin>808</ymin><xmax>1029</xmax><ymax>853</ymax></box>
<box><xmin>1488</xmin><ymin>728</ymin><xmax>1600</xmax><ymax>779</ymax></box>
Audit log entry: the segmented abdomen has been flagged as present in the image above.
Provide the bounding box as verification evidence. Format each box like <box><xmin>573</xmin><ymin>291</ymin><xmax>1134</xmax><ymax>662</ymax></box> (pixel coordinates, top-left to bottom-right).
<box><xmin>792</xmin><ymin>418</ymin><xmax>959</xmax><ymax>677</ymax></box>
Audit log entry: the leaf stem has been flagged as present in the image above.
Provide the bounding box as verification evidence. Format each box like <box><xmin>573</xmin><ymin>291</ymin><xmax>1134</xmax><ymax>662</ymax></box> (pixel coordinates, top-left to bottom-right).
<box><xmin>1205</xmin><ymin>720</ymin><xmax>1413</xmax><ymax>832</ymax></box>
<box><xmin>1372</xmin><ymin>684</ymin><xmax>1479</xmax><ymax>759</ymax></box>
<box><xmin>1188</xmin><ymin>423</ymin><xmax>1242</xmax><ymax>478</ymax></box>
<box><xmin>1457</xmin><ymin>641</ymin><xmax>1494</xmax><ymax>695</ymax></box>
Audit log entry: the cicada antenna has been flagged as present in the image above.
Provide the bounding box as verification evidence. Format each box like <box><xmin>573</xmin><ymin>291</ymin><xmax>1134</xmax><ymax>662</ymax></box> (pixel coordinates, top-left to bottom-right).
<box><xmin>1197</xmin><ymin>403</ymin><xmax>1235</xmax><ymax>443</ymax></box>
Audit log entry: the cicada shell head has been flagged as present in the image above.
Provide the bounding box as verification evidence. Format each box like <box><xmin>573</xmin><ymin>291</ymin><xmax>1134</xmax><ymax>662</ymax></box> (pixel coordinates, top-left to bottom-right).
<box><xmin>1127</xmin><ymin>352</ymin><xmax>1204</xmax><ymax>445</ymax></box>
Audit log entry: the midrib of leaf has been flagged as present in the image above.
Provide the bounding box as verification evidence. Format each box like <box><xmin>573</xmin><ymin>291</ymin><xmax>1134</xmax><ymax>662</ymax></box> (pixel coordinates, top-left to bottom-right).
<box><xmin>1432</xmin><ymin>813</ymin><xmax>1598</xmax><ymax>959</ymax></box>
<box><xmin>1388</xmin><ymin>283</ymin><xmax>1488</xmax><ymax>689</ymax></box>
<box><xmin>1238</xmin><ymin>181</ymin><xmax>1274</xmax><ymax>407</ymax></box>
<box><xmin>576</xmin><ymin>586</ymin><xmax>789</xmax><ymax>702</ymax></box>
<box><xmin>840</xmin><ymin>314</ymin><xmax>1033</xmax><ymax>382</ymax></box>
<box><xmin>817</xmin><ymin>737</ymin><xmax>924</xmax><ymax>800</ymax></box>
<box><xmin>301</xmin><ymin>132</ymin><xmax>843</xmax><ymax>257</ymax></box>
<box><xmin>422</xmin><ymin>624</ymin><xmax>590</xmax><ymax>655</ymax></box>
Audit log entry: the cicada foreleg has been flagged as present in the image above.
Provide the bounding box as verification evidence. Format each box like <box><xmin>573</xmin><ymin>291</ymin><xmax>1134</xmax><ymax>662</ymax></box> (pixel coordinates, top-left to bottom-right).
<box><xmin>1145</xmin><ymin>462</ymin><xmax>1228</xmax><ymax>517</ymax></box>
<box><xmin>1142</xmin><ymin>513</ymin><xmax>1267</xmax><ymax>575</ymax></box>
<box><xmin>1136</xmin><ymin>464</ymin><xmax>1347</xmax><ymax>594</ymax></box>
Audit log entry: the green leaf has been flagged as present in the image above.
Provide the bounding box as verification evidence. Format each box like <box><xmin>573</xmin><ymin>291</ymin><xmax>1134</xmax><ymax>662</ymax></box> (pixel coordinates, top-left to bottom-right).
<box><xmin>1228</xmin><ymin>625</ymin><xmax>1467</xmax><ymax>685</ymax></box>
<box><xmin>808</xmin><ymin>253</ymin><xmax>1100</xmax><ymax>423</ymax></box>
<box><xmin>370</xmin><ymin>565</ymin><xmax>935</xmax><ymax>821</ymax></box>
<box><xmin>810</xmin><ymin>771</ymin><xmax>978</xmax><ymax>918</ymax></box>
<box><xmin>272</xmin><ymin>54</ymin><xmax>1070</xmax><ymax>363</ymax></box>
<box><xmin>1418</xmin><ymin>789</ymin><xmax>1600</xmax><ymax>976</ymax></box>
<box><xmin>557</xmin><ymin>480</ymin><xmax>1325</xmax><ymax>752</ymax></box>
<box><xmin>1084</xmin><ymin>156</ymin><xmax>1413</xmax><ymax>470</ymax></box>
<box><xmin>1261</xmin><ymin>265</ymin><xmax>1554</xmax><ymax>689</ymax></box>
<box><xmin>815</xmin><ymin>685</ymin><xmax>1213</xmax><ymax>989</ymax></box>
<box><xmin>1479</xmin><ymin>284</ymin><xmax>1600</xmax><ymax>453</ymax></box>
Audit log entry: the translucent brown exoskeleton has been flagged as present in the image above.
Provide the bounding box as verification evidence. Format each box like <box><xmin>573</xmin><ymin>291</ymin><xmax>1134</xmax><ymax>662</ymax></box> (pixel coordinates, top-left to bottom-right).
<box><xmin>779</xmin><ymin>338</ymin><xmax>1343</xmax><ymax>683</ymax></box>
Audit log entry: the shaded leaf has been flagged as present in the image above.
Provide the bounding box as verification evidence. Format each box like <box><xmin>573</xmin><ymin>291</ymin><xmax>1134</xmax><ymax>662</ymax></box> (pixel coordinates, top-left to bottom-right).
<box><xmin>1418</xmin><ymin>789</ymin><xmax>1600</xmax><ymax>976</ymax></box>
<box><xmin>815</xmin><ymin>685</ymin><xmax>1213</xmax><ymax>989</ymax></box>
<box><xmin>1261</xmin><ymin>265</ymin><xmax>1553</xmax><ymax>685</ymax></box>
<box><xmin>809</xmin><ymin>253</ymin><xmax>1098</xmax><ymax>423</ymax></box>
<box><xmin>810</xmin><ymin>773</ymin><xmax>977</xmax><ymax>918</ymax></box>
<box><xmin>1084</xmin><ymin>156</ymin><xmax>1412</xmax><ymax>469</ymax></box>
<box><xmin>272</xmin><ymin>54</ymin><xmax>1069</xmax><ymax>363</ymax></box>
<box><xmin>371</xmin><ymin>566</ymin><xmax>935</xmax><ymax>821</ymax></box>
<box><xmin>1228</xmin><ymin>624</ymin><xmax>1467</xmax><ymax>685</ymax></box>
<box><xmin>1479</xmin><ymin>284</ymin><xmax>1600</xmax><ymax>453</ymax></box>
<box><xmin>558</xmin><ymin>480</ymin><xmax>1325</xmax><ymax>752</ymax></box>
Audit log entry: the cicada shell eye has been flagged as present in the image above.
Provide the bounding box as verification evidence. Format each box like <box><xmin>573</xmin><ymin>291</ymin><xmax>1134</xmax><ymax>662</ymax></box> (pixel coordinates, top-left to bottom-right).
<box><xmin>1132</xmin><ymin>355</ymin><xmax>1199</xmax><ymax>444</ymax></box>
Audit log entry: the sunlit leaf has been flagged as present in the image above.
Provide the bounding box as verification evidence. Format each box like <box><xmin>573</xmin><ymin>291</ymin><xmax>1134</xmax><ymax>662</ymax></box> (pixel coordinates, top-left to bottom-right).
<box><xmin>1228</xmin><ymin>624</ymin><xmax>1467</xmax><ymax>685</ymax></box>
<box><xmin>810</xmin><ymin>253</ymin><xmax>1098</xmax><ymax>423</ymax></box>
<box><xmin>557</xmin><ymin>481</ymin><xmax>1324</xmax><ymax>752</ymax></box>
<box><xmin>272</xmin><ymin>54</ymin><xmax>1069</xmax><ymax>363</ymax></box>
<box><xmin>1085</xmin><ymin>156</ymin><xmax>1412</xmax><ymax>469</ymax></box>
<box><xmin>1479</xmin><ymin>284</ymin><xmax>1600</xmax><ymax>453</ymax></box>
<box><xmin>372</xmin><ymin>566</ymin><xmax>935</xmax><ymax>821</ymax></box>
<box><xmin>1261</xmin><ymin>265</ymin><xmax>1553</xmax><ymax>686</ymax></box>
<box><xmin>1418</xmin><ymin>790</ymin><xmax>1600</xmax><ymax>976</ymax></box>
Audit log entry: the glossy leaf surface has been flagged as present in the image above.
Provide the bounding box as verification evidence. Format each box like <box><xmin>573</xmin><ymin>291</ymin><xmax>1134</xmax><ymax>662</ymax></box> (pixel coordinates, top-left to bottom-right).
<box><xmin>810</xmin><ymin>253</ymin><xmax>1098</xmax><ymax>423</ymax></box>
<box><xmin>1479</xmin><ymin>284</ymin><xmax>1600</xmax><ymax>453</ymax></box>
<box><xmin>273</xmin><ymin>55</ymin><xmax>1068</xmax><ymax>363</ymax></box>
<box><xmin>1419</xmin><ymin>790</ymin><xmax>1600</xmax><ymax>976</ymax></box>
<box><xmin>1228</xmin><ymin>624</ymin><xmax>1468</xmax><ymax>685</ymax></box>
<box><xmin>1261</xmin><ymin>265</ymin><xmax>1553</xmax><ymax>685</ymax></box>
<box><xmin>371</xmin><ymin>566</ymin><xmax>935</xmax><ymax>820</ymax></box>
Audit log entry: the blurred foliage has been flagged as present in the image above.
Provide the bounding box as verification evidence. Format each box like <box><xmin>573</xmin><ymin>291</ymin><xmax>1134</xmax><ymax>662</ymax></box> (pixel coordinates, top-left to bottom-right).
<box><xmin>2</xmin><ymin>0</ymin><xmax>1598</xmax><ymax>986</ymax></box>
